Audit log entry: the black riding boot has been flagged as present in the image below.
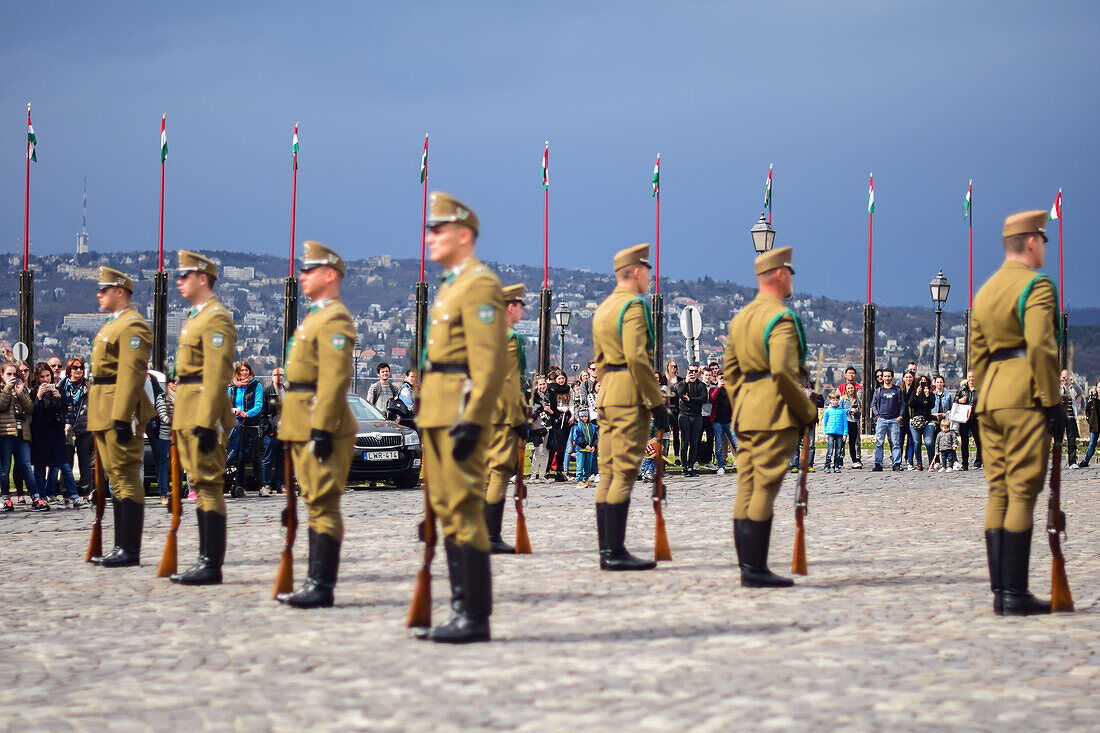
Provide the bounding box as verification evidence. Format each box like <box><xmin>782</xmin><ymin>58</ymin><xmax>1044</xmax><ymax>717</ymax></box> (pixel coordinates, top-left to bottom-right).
<box><xmin>1001</xmin><ymin>527</ymin><xmax>1051</xmax><ymax>616</ymax></box>
<box><xmin>484</xmin><ymin>500</ymin><xmax>515</xmax><ymax>554</ymax></box>
<box><xmin>737</xmin><ymin>517</ymin><xmax>793</xmax><ymax>588</ymax></box>
<box><xmin>172</xmin><ymin>509</ymin><xmax>225</xmax><ymax>585</ymax></box>
<box><xmin>985</xmin><ymin>529</ymin><xmax>1004</xmax><ymax>615</ymax></box>
<box><xmin>100</xmin><ymin>499</ymin><xmax>143</xmax><ymax>567</ymax></box>
<box><xmin>601</xmin><ymin>500</ymin><xmax>656</xmax><ymax>571</ymax></box>
<box><xmin>427</xmin><ymin>543</ymin><xmax>491</xmax><ymax>643</ymax></box>
<box><xmin>596</xmin><ymin>503</ymin><xmax>611</xmax><ymax>567</ymax></box>
<box><xmin>284</xmin><ymin>530</ymin><xmax>340</xmax><ymax>608</ymax></box>
<box><xmin>91</xmin><ymin>498</ymin><xmax>122</xmax><ymax>564</ymax></box>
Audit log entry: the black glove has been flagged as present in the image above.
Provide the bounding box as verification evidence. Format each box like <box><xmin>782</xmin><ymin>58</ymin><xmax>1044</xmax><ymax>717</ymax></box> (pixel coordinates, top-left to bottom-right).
<box><xmin>652</xmin><ymin>404</ymin><xmax>673</xmax><ymax>432</ymax></box>
<box><xmin>193</xmin><ymin>426</ymin><xmax>218</xmax><ymax>454</ymax></box>
<box><xmin>113</xmin><ymin>420</ymin><xmax>133</xmax><ymax>443</ymax></box>
<box><xmin>448</xmin><ymin>421</ymin><xmax>481</xmax><ymax>461</ymax></box>
<box><xmin>310</xmin><ymin>429</ymin><xmax>334</xmax><ymax>461</ymax></box>
<box><xmin>514</xmin><ymin>423</ymin><xmax>531</xmax><ymax>442</ymax></box>
<box><xmin>1045</xmin><ymin>405</ymin><xmax>1067</xmax><ymax>438</ymax></box>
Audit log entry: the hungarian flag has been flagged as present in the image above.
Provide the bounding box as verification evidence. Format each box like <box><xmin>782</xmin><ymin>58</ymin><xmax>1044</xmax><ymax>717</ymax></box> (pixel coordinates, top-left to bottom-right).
<box><xmin>292</xmin><ymin>123</ymin><xmax>299</xmax><ymax>169</ymax></box>
<box><xmin>763</xmin><ymin>164</ymin><xmax>773</xmax><ymax>211</ymax></box>
<box><xmin>964</xmin><ymin>180</ymin><xmax>972</xmax><ymax>219</ymax></box>
<box><xmin>867</xmin><ymin>173</ymin><xmax>875</xmax><ymax>214</ymax></box>
<box><xmin>160</xmin><ymin>115</ymin><xmax>167</xmax><ymax>163</ymax></box>
<box><xmin>651</xmin><ymin>153</ymin><xmax>660</xmax><ymax>197</ymax></box>
<box><xmin>541</xmin><ymin>142</ymin><xmax>549</xmax><ymax>189</ymax></box>
<box><xmin>420</xmin><ymin>134</ymin><xmax>428</xmax><ymax>183</ymax></box>
<box><xmin>27</xmin><ymin>109</ymin><xmax>36</xmax><ymax>162</ymax></box>
<box><xmin>1049</xmin><ymin>189</ymin><xmax>1062</xmax><ymax>221</ymax></box>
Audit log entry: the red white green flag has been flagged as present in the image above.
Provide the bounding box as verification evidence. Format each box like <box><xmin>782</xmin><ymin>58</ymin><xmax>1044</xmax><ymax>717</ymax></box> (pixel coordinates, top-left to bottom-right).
<box><xmin>763</xmin><ymin>164</ymin><xmax>773</xmax><ymax>211</ymax></box>
<box><xmin>160</xmin><ymin>115</ymin><xmax>167</xmax><ymax>163</ymax></box>
<box><xmin>1049</xmin><ymin>189</ymin><xmax>1062</xmax><ymax>221</ymax></box>
<box><xmin>964</xmin><ymin>180</ymin><xmax>972</xmax><ymax>219</ymax></box>
<box><xmin>27</xmin><ymin>109</ymin><xmax>37</xmax><ymax>162</ymax></box>
<box><xmin>420</xmin><ymin>134</ymin><xmax>428</xmax><ymax>183</ymax></box>
<box><xmin>541</xmin><ymin>142</ymin><xmax>549</xmax><ymax>189</ymax></box>
<box><xmin>867</xmin><ymin>173</ymin><xmax>875</xmax><ymax>214</ymax></box>
<box><xmin>292</xmin><ymin>123</ymin><xmax>299</xmax><ymax>169</ymax></box>
<box><xmin>651</xmin><ymin>153</ymin><xmax>660</xmax><ymax>197</ymax></box>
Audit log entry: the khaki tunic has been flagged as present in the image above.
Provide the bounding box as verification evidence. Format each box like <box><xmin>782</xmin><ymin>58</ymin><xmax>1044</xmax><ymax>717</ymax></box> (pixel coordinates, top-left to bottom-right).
<box><xmin>722</xmin><ymin>293</ymin><xmax>815</xmax><ymax>521</ymax></box>
<box><xmin>486</xmin><ymin>331</ymin><xmax>527</xmax><ymax>504</ymax></box>
<box><xmin>970</xmin><ymin>261</ymin><xmax>1060</xmax><ymax>532</ymax></box>
<box><xmin>278</xmin><ymin>298</ymin><xmax>356</xmax><ymax>540</ymax></box>
<box><xmin>417</xmin><ymin>258</ymin><xmax>507</xmax><ymax>550</ymax></box>
<box><xmin>591</xmin><ymin>285</ymin><xmax>661</xmax><ymax>505</ymax></box>
<box><xmin>174</xmin><ymin>297</ymin><xmax>237</xmax><ymax>516</ymax></box>
<box><xmin>90</xmin><ymin>305</ymin><xmax>155</xmax><ymax>503</ymax></box>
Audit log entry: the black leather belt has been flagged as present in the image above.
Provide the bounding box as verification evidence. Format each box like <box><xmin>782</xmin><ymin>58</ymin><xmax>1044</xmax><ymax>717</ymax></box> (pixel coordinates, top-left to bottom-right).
<box><xmin>91</xmin><ymin>376</ymin><xmax>116</xmax><ymax>385</ymax></box>
<box><xmin>602</xmin><ymin>364</ymin><xmax>628</xmax><ymax>372</ymax></box>
<box><xmin>989</xmin><ymin>347</ymin><xmax>1027</xmax><ymax>363</ymax></box>
<box><xmin>423</xmin><ymin>361</ymin><xmax>468</xmax><ymax>375</ymax></box>
<box><xmin>177</xmin><ymin>375</ymin><xmax>202</xmax><ymax>385</ymax></box>
<box><xmin>287</xmin><ymin>381</ymin><xmax>318</xmax><ymax>392</ymax></box>
<box><xmin>743</xmin><ymin>371</ymin><xmax>771</xmax><ymax>383</ymax></box>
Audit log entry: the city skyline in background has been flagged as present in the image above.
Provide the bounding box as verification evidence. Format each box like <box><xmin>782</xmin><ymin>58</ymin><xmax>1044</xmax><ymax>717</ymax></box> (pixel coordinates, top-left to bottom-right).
<box><xmin>4</xmin><ymin>2</ymin><xmax>1098</xmax><ymax>308</ymax></box>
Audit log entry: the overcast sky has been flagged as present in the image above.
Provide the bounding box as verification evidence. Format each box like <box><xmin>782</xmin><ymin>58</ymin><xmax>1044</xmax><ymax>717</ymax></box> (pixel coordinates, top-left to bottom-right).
<box><xmin>3</xmin><ymin>2</ymin><xmax>1097</xmax><ymax>308</ymax></box>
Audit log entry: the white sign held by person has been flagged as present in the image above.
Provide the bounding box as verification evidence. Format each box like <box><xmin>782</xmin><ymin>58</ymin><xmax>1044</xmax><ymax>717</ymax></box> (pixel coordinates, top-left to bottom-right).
<box><xmin>949</xmin><ymin>403</ymin><xmax>972</xmax><ymax>423</ymax></box>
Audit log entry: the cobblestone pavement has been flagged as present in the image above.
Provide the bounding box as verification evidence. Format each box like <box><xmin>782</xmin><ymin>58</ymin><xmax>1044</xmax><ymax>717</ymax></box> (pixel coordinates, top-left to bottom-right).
<box><xmin>2</xmin><ymin>463</ymin><xmax>1098</xmax><ymax>731</ymax></box>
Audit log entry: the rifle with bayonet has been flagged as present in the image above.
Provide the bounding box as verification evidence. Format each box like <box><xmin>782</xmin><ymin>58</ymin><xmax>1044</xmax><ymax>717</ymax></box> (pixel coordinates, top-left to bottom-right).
<box><xmin>652</xmin><ymin>428</ymin><xmax>672</xmax><ymax>562</ymax></box>
<box><xmin>156</xmin><ymin>431</ymin><xmax>182</xmax><ymax>577</ymax></box>
<box><xmin>406</xmin><ymin>473</ymin><xmax>436</xmax><ymax>628</ymax></box>
<box><xmin>791</xmin><ymin>346</ymin><xmax>824</xmax><ymax>575</ymax></box>
<box><xmin>513</xmin><ymin>438</ymin><xmax>532</xmax><ymax>554</ymax></box>
<box><xmin>271</xmin><ymin>449</ymin><xmax>297</xmax><ymax>598</ymax></box>
<box><xmin>1047</xmin><ymin>433</ymin><xmax>1074</xmax><ymax>612</ymax></box>
<box><xmin>84</xmin><ymin>453</ymin><xmax>106</xmax><ymax>562</ymax></box>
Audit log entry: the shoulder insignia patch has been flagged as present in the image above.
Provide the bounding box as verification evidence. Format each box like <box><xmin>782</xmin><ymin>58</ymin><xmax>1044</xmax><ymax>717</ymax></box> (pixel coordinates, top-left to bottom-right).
<box><xmin>129</xmin><ymin>336</ymin><xmax>142</xmax><ymax>350</ymax></box>
<box><xmin>211</xmin><ymin>333</ymin><xmax>225</xmax><ymax>348</ymax></box>
<box><xmin>332</xmin><ymin>334</ymin><xmax>347</xmax><ymax>350</ymax></box>
<box><xmin>478</xmin><ymin>305</ymin><xmax>495</xmax><ymax>324</ymax></box>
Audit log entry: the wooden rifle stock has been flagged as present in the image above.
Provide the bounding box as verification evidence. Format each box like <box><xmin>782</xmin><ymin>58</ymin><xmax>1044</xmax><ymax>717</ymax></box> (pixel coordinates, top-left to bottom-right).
<box><xmin>1048</xmin><ymin>435</ymin><xmax>1074</xmax><ymax>612</ymax></box>
<box><xmin>652</xmin><ymin>429</ymin><xmax>672</xmax><ymax>562</ymax></box>
<box><xmin>271</xmin><ymin>448</ymin><xmax>297</xmax><ymax>598</ymax></box>
<box><xmin>85</xmin><ymin>452</ymin><xmax>106</xmax><ymax>562</ymax></box>
<box><xmin>791</xmin><ymin>428</ymin><xmax>811</xmax><ymax>575</ymax></box>
<box><xmin>156</xmin><ymin>431</ymin><xmax>183</xmax><ymax>577</ymax></box>
<box><xmin>513</xmin><ymin>439</ymin><xmax>532</xmax><ymax>554</ymax></box>
<box><xmin>406</xmin><ymin>473</ymin><xmax>436</xmax><ymax>628</ymax></box>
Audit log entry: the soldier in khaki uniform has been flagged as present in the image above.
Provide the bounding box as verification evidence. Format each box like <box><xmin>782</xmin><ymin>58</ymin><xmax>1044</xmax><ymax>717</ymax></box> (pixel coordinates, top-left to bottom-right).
<box><xmin>276</xmin><ymin>241</ymin><xmax>357</xmax><ymax>609</ymax></box>
<box><xmin>971</xmin><ymin>210</ymin><xmax>1061</xmax><ymax>616</ymax></box>
<box><xmin>484</xmin><ymin>283</ymin><xmax>529</xmax><ymax>554</ymax></box>
<box><xmin>417</xmin><ymin>192</ymin><xmax>508</xmax><ymax>643</ymax></box>
<box><xmin>170</xmin><ymin>251</ymin><xmax>238</xmax><ymax>585</ymax></box>
<box><xmin>591</xmin><ymin>244</ymin><xmax>672</xmax><ymax>571</ymax></box>
<box><xmin>722</xmin><ymin>247</ymin><xmax>816</xmax><ymax>588</ymax></box>
<box><xmin>88</xmin><ymin>267</ymin><xmax>156</xmax><ymax>567</ymax></box>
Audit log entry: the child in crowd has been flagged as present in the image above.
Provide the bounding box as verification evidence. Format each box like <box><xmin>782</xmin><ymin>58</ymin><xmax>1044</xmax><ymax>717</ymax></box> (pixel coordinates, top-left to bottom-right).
<box><xmin>934</xmin><ymin>418</ymin><xmax>959</xmax><ymax>472</ymax></box>
<box><xmin>822</xmin><ymin>391</ymin><xmax>848</xmax><ymax>473</ymax></box>
<box><xmin>570</xmin><ymin>408</ymin><xmax>599</xmax><ymax>488</ymax></box>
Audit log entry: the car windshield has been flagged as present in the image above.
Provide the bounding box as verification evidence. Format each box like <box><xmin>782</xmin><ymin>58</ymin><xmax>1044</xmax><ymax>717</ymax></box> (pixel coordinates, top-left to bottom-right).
<box><xmin>348</xmin><ymin>394</ymin><xmax>385</xmax><ymax>421</ymax></box>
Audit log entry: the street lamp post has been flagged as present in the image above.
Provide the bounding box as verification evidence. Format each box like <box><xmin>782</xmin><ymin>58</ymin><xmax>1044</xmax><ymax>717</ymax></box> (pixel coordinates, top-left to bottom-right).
<box><xmin>750</xmin><ymin>213</ymin><xmax>776</xmax><ymax>254</ymax></box>
<box><xmin>554</xmin><ymin>302</ymin><xmax>571</xmax><ymax>371</ymax></box>
<box><xmin>353</xmin><ymin>348</ymin><xmax>362</xmax><ymax>393</ymax></box>
<box><xmin>929</xmin><ymin>269</ymin><xmax>951</xmax><ymax>377</ymax></box>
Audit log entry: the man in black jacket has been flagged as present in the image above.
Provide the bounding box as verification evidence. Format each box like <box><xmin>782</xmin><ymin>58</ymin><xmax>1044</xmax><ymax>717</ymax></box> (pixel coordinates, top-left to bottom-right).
<box><xmin>674</xmin><ymin>363</ymin><xmax>709</xmax><ymax>476</ymax></box>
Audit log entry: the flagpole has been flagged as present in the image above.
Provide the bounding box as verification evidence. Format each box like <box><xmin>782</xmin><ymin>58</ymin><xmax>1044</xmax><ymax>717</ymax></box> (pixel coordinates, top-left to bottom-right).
<box><xmin>1058</xmin><ymin>190</ymin><xmax>1064</xmax><ymax>313</ymax></box>
<box><xmin>414</xmin><ymin>134</ymin><xmax>429</xmax><ymax>371</ymax></box>
<box><xmin>867</xmin><ymin>173</ymin><xmax>873</xmax><ymax>305</ymax></box>
<box><xmin>420</xmin><ymin>133</ymin><xmax>428</xmax><ymax>282</ymax></box>
<box><xmin>20</xmin><ymin>103</ymin><xmax>35</xmax><ymax>361</ymax></box>
<box><xmin>537</xmin><ymin>141</ymin><xmax>552</xmax><ymax>375</ymax></box>
<box><xmin>968</xmin><ymin>183</ymin><xmax>973</xmax><ymax>308</ymax></box>
<box><xmin>655</xmin><ymin>153</ymin><xmax>661</xmax><ymax>294</ymax></box>
<box><xmin>150</xmin><ymin>114</ymin><xmax>170</xmax><ymax>371</ymax></box>
<box><xmin>24</xmin><ymin>104</ymin><xmax>31</xmax><ymax>269</ymax></box>
<box><xmin>283</xmin><ymin>123</ymin><xmax>300</xmax><ymax>363</ymax></box>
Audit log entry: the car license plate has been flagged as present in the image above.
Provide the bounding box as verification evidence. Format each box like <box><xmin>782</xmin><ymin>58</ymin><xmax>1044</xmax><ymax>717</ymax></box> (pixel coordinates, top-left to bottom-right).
<box><xmin>365</xmin><ymin>450</ymin><xmax>400</xmax><ymax>461</ymax></box>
